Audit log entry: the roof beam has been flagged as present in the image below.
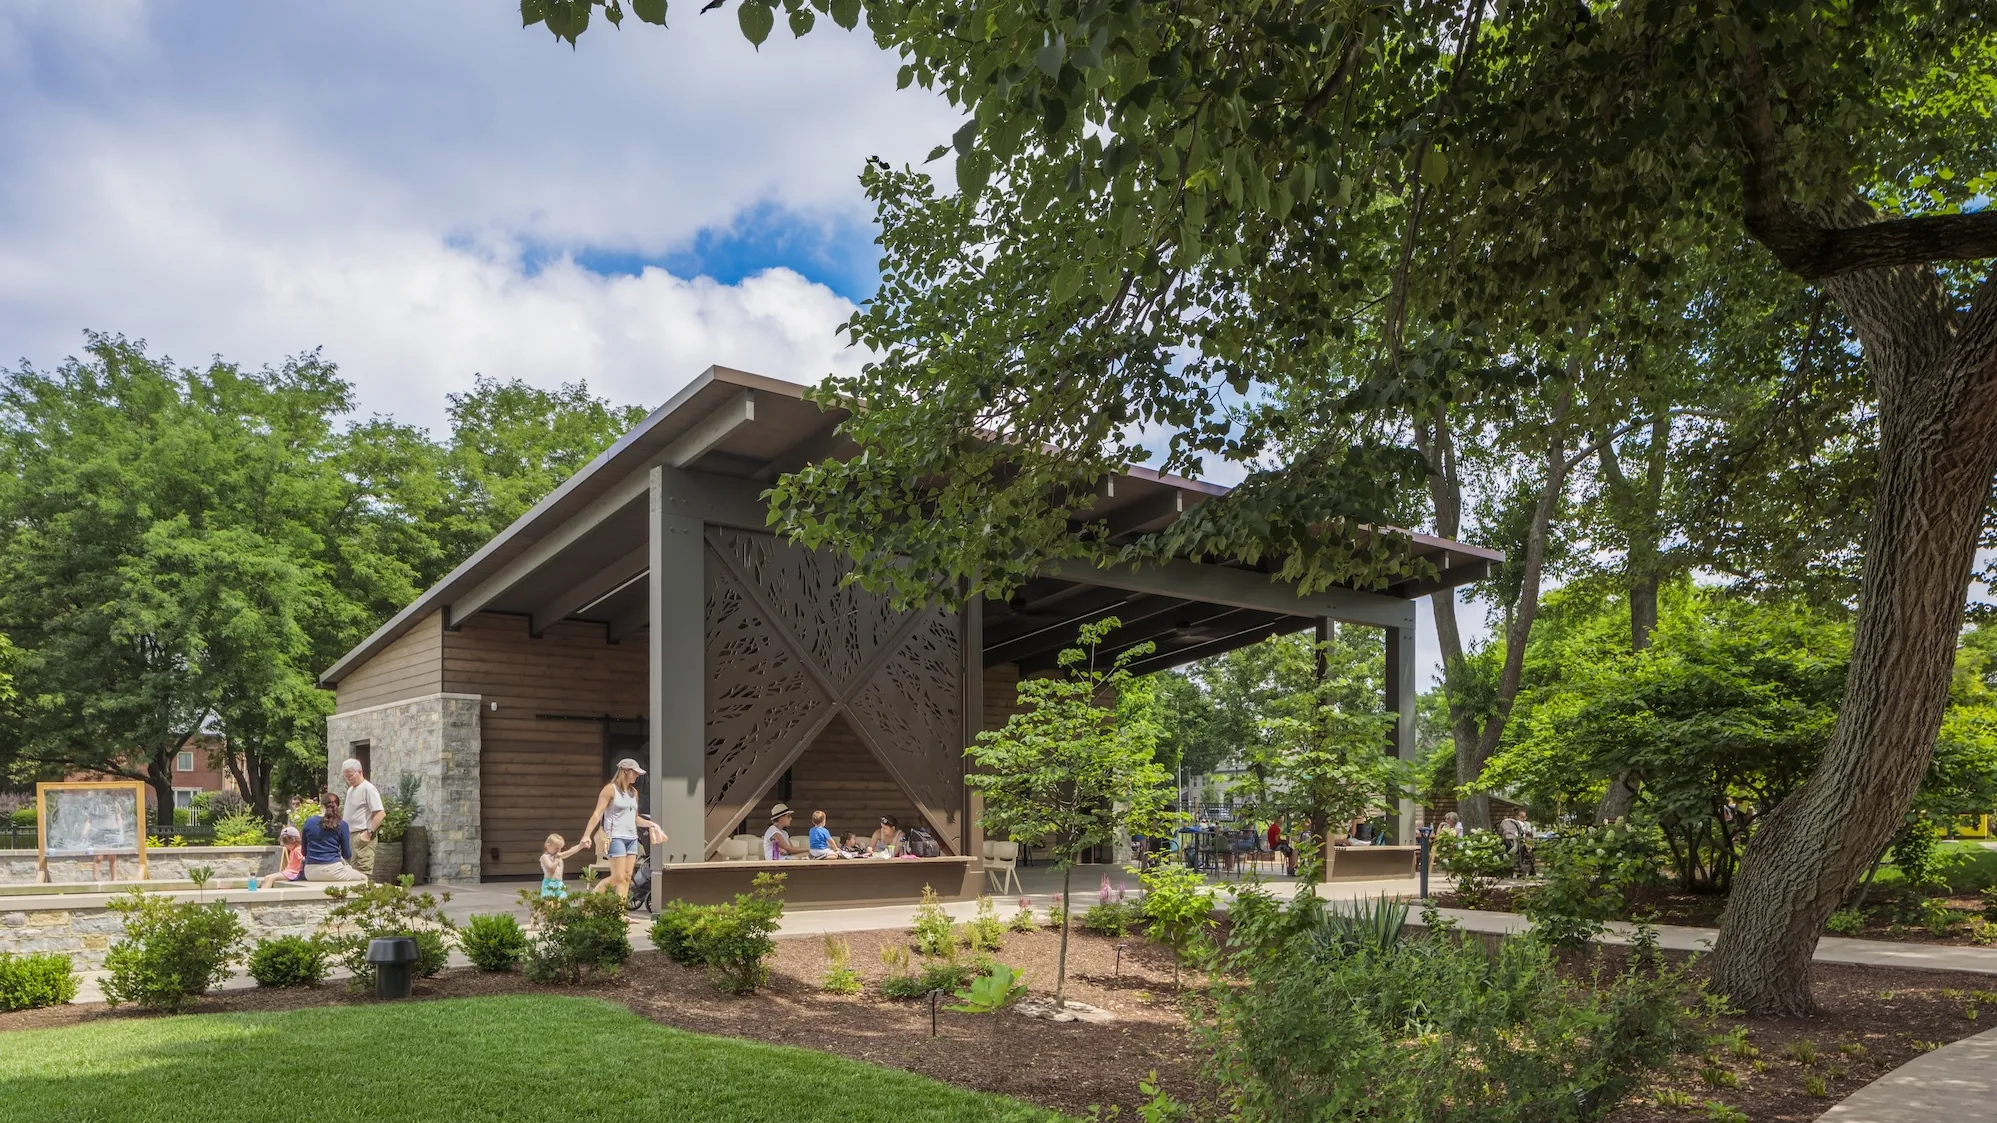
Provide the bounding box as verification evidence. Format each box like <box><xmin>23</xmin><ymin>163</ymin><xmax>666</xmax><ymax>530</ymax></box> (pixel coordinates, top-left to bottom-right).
<box><xmin>985</xmin><ymin>592</ymin><xmax>1163</xmax><ymax>666</ymax></box>
<box><xmin>1387</xmin><ymin>559</ymin><xmax>1494</xmax><ymax>600</ymax></box>
<box><xmin>445</xmin><ymin>467</ymin><xmax>652</xmax><ymax>628</ymax></box>
<box><xmin>1014</xmin><ymin>602</ymin><xmax>1263</xmax><ymax>674</ymax></box>
<box><xmin>662</xmin><ymin>389</ymin><xmax>756</xmax><ymax>469</ymax></box>
<box><xmin>1124</xmin><ymin>616</ymin><xmax>1313</xmax><ymax>675</ymax></box>
<box><xmin>606</xmin><ymin>597</ymin><xmax>649</xmax><ymax>644</ymax></box>
<box><xmin>1048</xmin><ymin>558</ymin><xmax>1416</xmax><ymax>629</ymax></box>
<box><xmin>529</xmin><ymin>544</ymin><xmax>648</xmax><ymax>637</ymax></box>
<box><xmin>1089</xmin><ymin>488</ymin><xmax>1186</xmax><ymax>541</ymax></box>
<box><xmin>751</xmin><ymin>415</ymin><xmax>847</xmax><ymax>483</ymax></box>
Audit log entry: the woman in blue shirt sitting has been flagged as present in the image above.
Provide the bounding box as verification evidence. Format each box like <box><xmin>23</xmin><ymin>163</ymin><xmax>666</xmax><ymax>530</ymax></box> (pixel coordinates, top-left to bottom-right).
<box><xmin>302</xmin><ymin>792</ymin><xmax>367</xmax><ymax>882</ymax></box>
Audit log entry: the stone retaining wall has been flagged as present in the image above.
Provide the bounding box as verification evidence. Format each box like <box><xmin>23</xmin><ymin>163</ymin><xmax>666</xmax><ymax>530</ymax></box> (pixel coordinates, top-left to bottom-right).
<box><xmin>0</xmin><ymin>888</ymin><xmax>334</xmax><ymax>971</ymax></box>
<box><xmin>0</xmin><ymin>847</ymin><xmax>280</xmax><ymax>885</ymax></box>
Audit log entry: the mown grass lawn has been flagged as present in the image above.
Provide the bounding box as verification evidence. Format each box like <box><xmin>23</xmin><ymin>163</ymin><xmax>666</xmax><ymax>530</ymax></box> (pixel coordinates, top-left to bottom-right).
<box><xmin>0</xmin><ymin>995</ymin><xmax>1072</xmax><ymax>1123</ymax></box>
<box><xmin>1872</xmin><ymin>839</ymin><xmax>1997</xmax><ymax>895</ymax></box>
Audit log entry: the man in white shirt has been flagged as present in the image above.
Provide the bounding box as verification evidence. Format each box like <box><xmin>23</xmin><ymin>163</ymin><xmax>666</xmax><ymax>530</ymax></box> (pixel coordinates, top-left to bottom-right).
<box><xmin>341</xmin><ymin>758</ymin><xmax>385</xmax><ymax>881</ymax></box>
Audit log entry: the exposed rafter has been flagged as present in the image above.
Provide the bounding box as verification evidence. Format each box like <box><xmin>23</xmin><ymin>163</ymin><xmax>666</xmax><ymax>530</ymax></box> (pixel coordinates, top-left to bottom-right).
<box><xmin>1124</xmin><ymin>616</ymin><xmax>1313</xmax><ymax>675</ymax></box>
<box><xmin>1049</xmin><ymin>558</ymin><xmax>1416</xmax><ymax>629</ymax></box>
<box><xmin>529</xmin><ymin>544</ymin><xmax>648</xmax><ymax>637</ymax></box>
<box><xmin>662</xmin><ymin>389</ymin><xmax>756</xmax><ymax>468</ymax></box>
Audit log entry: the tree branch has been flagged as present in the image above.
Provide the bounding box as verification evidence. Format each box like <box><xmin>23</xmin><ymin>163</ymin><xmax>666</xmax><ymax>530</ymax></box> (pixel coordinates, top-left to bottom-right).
<box><xmin>1737</xmin><ymin>43</ymin><xmax>1997</xmax><ymax>280</ymax></box>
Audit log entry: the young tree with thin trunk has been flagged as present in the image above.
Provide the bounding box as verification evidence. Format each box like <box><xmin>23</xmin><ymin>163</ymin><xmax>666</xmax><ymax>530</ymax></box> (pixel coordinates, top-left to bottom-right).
<box><xmin>966</xmin><ymin>618</ymin><xmax>1176</xmax><ymax>1009</ymax></box>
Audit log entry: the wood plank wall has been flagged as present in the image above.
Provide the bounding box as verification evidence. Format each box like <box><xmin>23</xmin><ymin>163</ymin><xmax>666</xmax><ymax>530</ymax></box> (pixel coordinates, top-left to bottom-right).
<box><xmin>779</xmin><ymin>713</ymin><xmax>927</xmax><ymax>845</ymax></box>
<box><xmin>983</xmin><ymin>662</ymin><xmax>1025</xmax><ymax>732</ymax></box>
<box><xmin>334</xmin><ymin>611</ymin><xmax>444</xmax><ymax>712</ymax></box>
<box><xmin>444</xmin><ymin>614</ymin><xmax>647</xmax><ymax>878</ymax></box>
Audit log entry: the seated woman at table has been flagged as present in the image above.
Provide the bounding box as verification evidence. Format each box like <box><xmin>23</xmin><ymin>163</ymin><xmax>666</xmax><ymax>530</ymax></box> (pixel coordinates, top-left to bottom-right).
<box><xmin>868</xmin><ymin>815</ymin><xmax>905</xmax><ymax>855</ymax></box>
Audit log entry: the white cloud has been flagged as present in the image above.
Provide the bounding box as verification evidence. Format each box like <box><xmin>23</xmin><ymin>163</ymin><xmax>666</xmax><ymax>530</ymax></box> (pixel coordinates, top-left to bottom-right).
<box><xmin>0</xmin><ymin>0</ymin><xmax>957</xmax><ymax>426</ymax></box>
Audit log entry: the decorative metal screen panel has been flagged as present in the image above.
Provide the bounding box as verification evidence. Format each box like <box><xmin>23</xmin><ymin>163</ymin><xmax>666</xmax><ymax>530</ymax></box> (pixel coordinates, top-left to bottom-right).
<box><xmin>702</xmin><ymin>528</ymin><xmax>964</xmax><ymax>852</ymax></box>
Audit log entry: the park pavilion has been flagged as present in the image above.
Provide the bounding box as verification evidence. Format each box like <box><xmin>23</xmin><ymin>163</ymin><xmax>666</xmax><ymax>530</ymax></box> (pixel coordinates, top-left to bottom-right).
<box><xmin>318</xmin><ymin>366</ymin><xmax>1502</xmax><ymax>903</ymax></box>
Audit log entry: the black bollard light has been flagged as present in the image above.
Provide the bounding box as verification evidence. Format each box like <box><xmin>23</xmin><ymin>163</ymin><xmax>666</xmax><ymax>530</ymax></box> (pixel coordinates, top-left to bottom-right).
<box><xmin>1115</xmin><ymin>942</ymin><xmax>1126</xmax><ymax>978</ymax></box>
<box><xmin>929</xmin><ymin>988</ymin><xmax>941</xmax><ymax>1036</ymax></box>
<box><xmin>1417</xmin><ymin>825</ymin><xmax>1435</xmax><ymax>900</ymax></box>
<box><xmin>367</xmin><ymin>936</ymin><xmax>420</xmax><ymax>1000</ymax></box>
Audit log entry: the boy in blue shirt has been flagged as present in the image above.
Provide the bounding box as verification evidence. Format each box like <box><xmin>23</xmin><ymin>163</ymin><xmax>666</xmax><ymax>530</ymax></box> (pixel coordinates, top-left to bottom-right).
<box><xmin>807</xmin><ymin>810</ymin><xmax>845</xmax><ymax>859</ymax></box>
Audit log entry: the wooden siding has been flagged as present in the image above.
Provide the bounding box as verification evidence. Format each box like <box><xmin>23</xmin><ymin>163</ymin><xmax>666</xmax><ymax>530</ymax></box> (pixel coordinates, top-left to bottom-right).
<box><xmin>444</xmin><ymin>614</ymin><xmax>647</xmax><ymax>878</ymax></box>
<box><xmin>782</xmin><ymin>713</ymin><xmax>928</xmax><ymax>845</ymax></box>
<box><xmin>983</xmin><ymin>662</ymin><xmax>1024</xmax><ymax>732</ymax></box>
<box><xmin>334</xmin><ymin>611</ymin><xmax>444</xmax><ymax>712</ymax></box>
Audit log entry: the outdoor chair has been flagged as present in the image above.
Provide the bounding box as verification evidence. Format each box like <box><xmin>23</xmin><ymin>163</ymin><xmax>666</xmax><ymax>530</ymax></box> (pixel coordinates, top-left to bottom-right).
<box><xmin>985</xmin><ymin>839</ymin><xmax>1022</xmax><ymax>896</ymax></box>
<box><xmin>729</xmin><ymin>833</ymin><xmax>763</xmax><ymax>860</ymax></box>
<box><xmin>714</xmin><ymin>837</ymin><xmax>753</xmax><ymax>861</ymax></box>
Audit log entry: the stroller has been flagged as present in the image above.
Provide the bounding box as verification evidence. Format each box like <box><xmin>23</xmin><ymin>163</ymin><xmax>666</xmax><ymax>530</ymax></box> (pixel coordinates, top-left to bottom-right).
<box><xmin>626</xmin><ymin>837</ymin><xmax>655</xmax><ymax>914</ymax></box>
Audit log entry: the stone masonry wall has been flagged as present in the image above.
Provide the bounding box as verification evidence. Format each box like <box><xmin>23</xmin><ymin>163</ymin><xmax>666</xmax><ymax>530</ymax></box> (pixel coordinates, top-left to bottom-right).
<box><xmin>0</xmin><ymin>847</ymin><xmax>280</xmax><ymax>886</ymax></box>
<box><xmin>327</xmin><ymin>692</ymin><xmax>482</xmax><ymax>882</ymax></box>
<box><xmin>0</xmin><ymin>889</ymin><xmax>334</xmax><ymax>971</ymax></box>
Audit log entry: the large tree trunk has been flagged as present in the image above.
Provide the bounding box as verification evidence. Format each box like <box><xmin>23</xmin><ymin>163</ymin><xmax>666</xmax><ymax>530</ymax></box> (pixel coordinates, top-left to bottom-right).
<box><xmin>1711</xmin><ymin>265</ymin><xmax>1997</xmax><ymax>1015</ymax></box>
<box><xmin>1415</xmin><ymin>408</ymin><xmax>1494</xmax><ymax>828</ymax></box>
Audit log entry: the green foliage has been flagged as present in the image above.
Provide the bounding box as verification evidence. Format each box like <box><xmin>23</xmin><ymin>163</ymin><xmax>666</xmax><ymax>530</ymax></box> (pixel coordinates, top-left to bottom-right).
<box><xmin>319</xmin><ymin>877</ymin><xmax>455</xmax><ymax>987</ymax></box>
<box><xmin>461</xmin><ymin>913</ymin><xmax>529</xmax><ymax>973</ymax></box>
<box><xmin>288</xmin><ymin>799</ymin><xmax>322</xmax><ymax>830</ymax></box>
<box><xmin>0</xmin><ymin>951</ymin><xmax>77</xmax><ymax>1012</ymax></box>
<box><xmin>960</xmin><ymin>895</ymin><xmax>1006</xmax><ymax>953</ymax></box>
<box><xmin>1889</xmin><ymin>819</ymin><xmax>1946</xmax><ymax>893</ymax></box>
<box><xmin>946</xmin><ymin>961</ymin><xmax>1027</xmax><ymax>1015</ymax></box>
<box><xmin>210</xmin><ymin>809</ymin><xmax>269</xmax><ymax>847</ymax></box>
<box><xmin>1080</xmin><ymin>876</ymin><xmax>1140</xmax><ymax>937</ymax></box>
<box><xmin>644</xmin><ymin>873</ymin><xmax>786</xmax><ymax>993</ymax></box>
<box><xmin>1825</xmin><ymin>909</ymin><xmax>1866</xmax><ymax>937</ymax></box>
<box><xmin>1487</xmin><ymin>588</ymin><xmax>1846</xmax><ymax>892</ymax></box>
<box><xmin>1433</xmin><ymin>830</ymin><xmax>1514</xmax><ymax>909</ymax></box>
<box><xmin>1306</xmin><ymin>894</ymin><xmax>1411</xmax><ymax>957</ymax></box>
<box><xmin>1196</xmin><ymin>891</ymin><xmax>1703</xmax><ymax>1122</ymax></box>
<box><xmin>247</xmin><ymin>935</ymin><xmax>329</xmax><ymax>988</ymax></box>
<box><xmin>1007</xmin><ymin>898</ymin><xmax>1038</xmax><ymax>933</ymax></box>
<box><xmin>524</xmin><ymin>890</ymin><xmax>633</xmax><ymax>984</ymax></box>
<box><xmin>102</xmin><ymin>888</ymin><xmax>247</xmax><ymax>1012</ymax></box>
<box><xmin>1517</xmin><ymin>824</ymin><xmax>1664</xmax><ymax>948</ymax></box>
<box><xmin>821</xmin><ymin>935</ymin><xmax>862</xmax><ymax>995</ymax></box>
<box><xmin>376</xmin><ymin>773</ymin><xmax>422</xmax><ymax>843</ymax></box>
<box><xmin>910</xmin><ymin>884</ymin><xmax>955</xmax><ymax>957</ymax></box>
<box><xmin>6</xmin><ymin>806</ymin><xmax>33</xmax><ymax>827</ymax></box>
<box><xmin>649</xmin><ymin>899</ymin><xmax>703</xmax><ymax>966</ymax></box>
<box><xmin>1138</xmin><ymin>863</ymin><xmax>1216</xmax><ymax>963</ymax></box>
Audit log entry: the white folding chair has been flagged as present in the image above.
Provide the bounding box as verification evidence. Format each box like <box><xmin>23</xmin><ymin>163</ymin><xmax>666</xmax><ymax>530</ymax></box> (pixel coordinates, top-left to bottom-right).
<box><xmin>985</xmin><ymin>840</ymin><xmax>1022</xmax><ymax>896</ymax></box>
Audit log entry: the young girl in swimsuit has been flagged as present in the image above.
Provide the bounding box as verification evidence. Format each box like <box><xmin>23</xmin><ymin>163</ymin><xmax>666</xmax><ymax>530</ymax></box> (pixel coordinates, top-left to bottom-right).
<box><xmin>539</xmin><ymin>833</ymin><xmax>588</xmax><ymax>899</ymax></box>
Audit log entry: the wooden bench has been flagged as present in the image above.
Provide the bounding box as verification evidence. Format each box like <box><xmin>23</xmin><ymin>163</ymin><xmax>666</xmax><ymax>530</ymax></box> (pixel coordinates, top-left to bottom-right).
<box><xmin>1324</xmin><ymin>844</ymin><xmax>1419</xmax><ymax>882</ymax></box>
<box><xmin>654</xmin><ymin>855</ymin><xmax>978</xmax><ymax>908</ymax></box>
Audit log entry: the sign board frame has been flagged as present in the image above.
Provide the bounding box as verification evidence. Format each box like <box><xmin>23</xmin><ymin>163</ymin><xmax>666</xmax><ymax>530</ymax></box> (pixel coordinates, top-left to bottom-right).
<box><xmin>36</xmin><ymin>780</ymin><xmax>149</xmax><ymax>882</ymax></box>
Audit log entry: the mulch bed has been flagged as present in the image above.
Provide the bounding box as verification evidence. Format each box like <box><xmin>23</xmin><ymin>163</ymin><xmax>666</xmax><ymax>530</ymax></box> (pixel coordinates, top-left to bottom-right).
<box><xmin>5</xmin><ymin>923</ymin><xmax>1993</xmax><ymax>1121</ymax></box>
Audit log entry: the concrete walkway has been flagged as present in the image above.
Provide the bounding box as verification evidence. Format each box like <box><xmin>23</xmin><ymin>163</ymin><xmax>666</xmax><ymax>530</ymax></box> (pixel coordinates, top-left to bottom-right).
<box><xmin>1819</xmin><ymin>1026</ymin><xmax>1997</xmax><ymax>1122</ymax></box>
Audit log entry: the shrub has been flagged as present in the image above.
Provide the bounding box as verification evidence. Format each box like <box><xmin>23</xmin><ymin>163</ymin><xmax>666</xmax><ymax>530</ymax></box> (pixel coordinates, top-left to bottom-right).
<box><xmin>911</xmin><ymin>884</ymin><xmax>954</xmax><ymax>957</ymax></box>
<box><xmin>1890</xmin><ymin>818</ymin><xmax>1946</xmax><ymax>892</ymax></box>
<box><xmin>1008</xmin><ymin>897</ymin><xmax>1038</xmax><ymax>932</ymax></box>
<box><xmin>247</xmin><ymin>935</ymin><xmax>329</xmax><ymax>988</ymax></box>
<box><xmin>1307</xmin><ymin>894</ymin><xmax>1410</xmax><ymax>956</ymax></box>
<box><xmin>1079</xmin><ymin>875</ymin><xmax>1140</xmax><ymax>936</ymax></box>
<box><xmin>318</xmin><ymin>877</ymin><xmax>455</xmax><ymax>988</ymax></box>
<box><xmin>1516</xmin><ymin>823</ymin><xmax>1663</xmax><ymax>948</ymax></box>
<box><xmin>1140</xmin><ymin>863</ymin><xmax>1216</xmax><ymax>964</ymax></box>
<box><xmin>288</xmin><ymin>799</ymin><xmax>322</xmax><ymax>830</ymax></box>
<box><xmin>210</xmin><ymin>809</ymin><xmax>270</xmax><ymax>847</ymax></box>
<box><xmin>1194</xmin><ymin>889</ymin><xmax>1702</xmax><ymax>1122</ymax></box>
<box><xmin>524</xmin><ymin>890</ymin><xmax>633</xmax><ymax>984</ymax></box>
<box><xmin>1433</xmin><ymin>829</ymin><xmax>1515</xmax><ymax>908</ymax></box>
<box><xmin>461</xmin><ymin>913</ymin><xmax>529</xmax><ymax>973</ymax></box>
<box><xmin>946</xmin><ymin>961</ymin><xmax>1027</xmax><ymax>1014</ymax></box>
<box><xmin>7</xmin><ymin>806</ymin><xmax>36</xmax><ymax>828</ymax></box>
<box><xmin>102</xmin><ymin>889</ymin><xmax>247</xmax><ymax>1012</ymax></box>
<box><xmin>884</xmin><ymin>956</ymin><xmax>980</xmax><ymax>999</ymax></box>
<box><xmin>1825</xmin><ymin>908</ymin><xmax>1867</xmax><ymax>936</ymax></box>
<box><xmin>1046</xmin><ymin>894</ymin><xmax>1066</xmax><ymax>928</ymax></box>
<box><xmin>645</xmin><ymin>873</ymin><xmax>786</xmax><ymax>993</ymax></box>
<box><xmin>960</xmin><ymin>895</ymin><xmax>1007</xmax><ymax>952</ymax></box>
<box><xmin>821</xmin><ymin>935</ymin><xmax>862</xmax><ymax>994</ymax></box>
<box><xmin>1980</xmin><ymin>885</ymin><xmax>1997</xmax><ymax>921</ymax></box>
<box><xmin>650</xmin><ymin>899</ymin><xmax>703</xmax><ymax>966</ymax></box>
<box><xmin>0</xmin><ymin>951</ymin><xmax>78</xmax><ymax>1011</ymax></box>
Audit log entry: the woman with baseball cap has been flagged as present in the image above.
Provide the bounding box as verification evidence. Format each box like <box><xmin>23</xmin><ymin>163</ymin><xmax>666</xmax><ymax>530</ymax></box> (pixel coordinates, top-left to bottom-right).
<box><xmin>580</xmin><ymin>758</ymin><xmax>666</xmax><ymax>899</ymax></box>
